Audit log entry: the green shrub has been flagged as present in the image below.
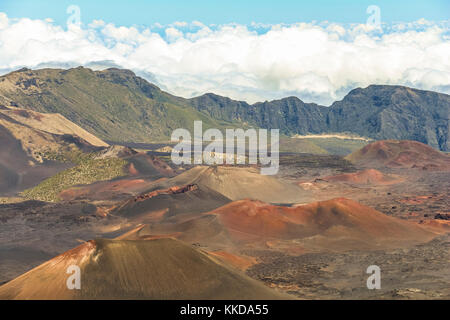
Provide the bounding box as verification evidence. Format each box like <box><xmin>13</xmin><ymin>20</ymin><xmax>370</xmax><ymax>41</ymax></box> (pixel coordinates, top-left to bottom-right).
<box><xmin>22</xmin><ymin>154</ymin><xmax>127</xmax><ymax>202</ymax></box>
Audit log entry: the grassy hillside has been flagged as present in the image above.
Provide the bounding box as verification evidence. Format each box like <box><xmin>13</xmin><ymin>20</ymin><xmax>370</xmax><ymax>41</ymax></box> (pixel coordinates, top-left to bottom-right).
<box><xmin>0</xmin><ymin>67</ymin><xmax>237</xmax><ymax>143</ymax></box>
<box><xmin>22</xmin><ymin>151</ymin><xmax>127</xmax><ymax>202</ymax></box>
<box><xmin>298</xmin><ymin>137</ymin><xmax>369</xmax><ymax>155</ymax></box>
<box><xmin>279</xmin><ymin>137</ymin><xmax>328</xmax><ymax>154</ymax></box>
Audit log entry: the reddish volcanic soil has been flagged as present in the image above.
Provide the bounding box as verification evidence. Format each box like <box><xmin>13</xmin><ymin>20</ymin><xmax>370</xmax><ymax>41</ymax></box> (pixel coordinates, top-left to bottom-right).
<box><xmin>126</xmin><ymin>153</ymin><xmax>175</xmax><ymax>177</ymax></box>
<box><xmin>346</xmin><ymin>140</ymin><xmax>450</xmax><ymax>170</ymax></box>
<box><xmin>124</xmin><ymin>197</ymin><xmax>444</xmax><ymax>257</ymax></box>
<box><xmin>132</xmin><ymin>184</ymin><xmax>199</xmax><ymax>202</ymax></box>
<box><xmin>418</xmin><ymin>219</ymin><xmax>450</xmax><ymax>233</ymax></box>
<box><xmin>59</xmin><ymin>178</ymin><xmax>153</xmax><ymax>201</ymax></box>
<box><xmin>0</xmin><ymin>240</ymin><xmax>97</xmax><ymax>299</ymax></box>
<box><xmin>115</xmin><ymin>224</ymin><xmax>180</xmax><ymax>240</ymax></box>
<box><xmin>208</xmin><ymin>251</ymin><xmax>257</xmax><ymax>271</ymax></box>
<box><xmin>398</xmin><ymin>194</ymin><xmax>446</xmax><ymax>205</ymax></box>
<box><xmin>206</xmin><ymin>198</ymin><xmax>437</xmax><ymax>251</ymax></box>
<box><xmin>320</xmin><ymin>169</ymin><xmax>403</xmax><ymax>185</ymax></box>
<box><xmin>137</xmin><ymin>197</ymin><xmax>440</xmax><ymax>254</ymax></box>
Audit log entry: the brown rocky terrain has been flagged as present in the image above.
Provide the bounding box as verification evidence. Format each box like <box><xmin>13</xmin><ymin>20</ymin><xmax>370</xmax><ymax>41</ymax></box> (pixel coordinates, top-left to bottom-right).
<box><xmin>0</xmin><ymin>139</ymin><xmax>449</xmax><ymax>299</ymax></box>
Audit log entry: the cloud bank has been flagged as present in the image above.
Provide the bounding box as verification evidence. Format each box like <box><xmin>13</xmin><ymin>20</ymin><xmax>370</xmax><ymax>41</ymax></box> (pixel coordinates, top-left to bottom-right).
<box><xmin>0</xmin><ymin>12</ymin><xmax>449</xmax><ymax>104</ymax></box>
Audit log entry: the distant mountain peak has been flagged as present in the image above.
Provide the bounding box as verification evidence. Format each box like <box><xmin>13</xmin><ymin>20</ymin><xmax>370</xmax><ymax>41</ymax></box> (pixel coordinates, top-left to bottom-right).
<box><xmin>1</xmin><ymin>67</ymin><xmax>448</xmax><ymax>151</ymax></box>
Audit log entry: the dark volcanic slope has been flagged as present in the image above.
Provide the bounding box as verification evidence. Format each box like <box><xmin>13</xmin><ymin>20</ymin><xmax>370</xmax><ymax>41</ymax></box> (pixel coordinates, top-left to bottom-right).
<box><xmin>190</xmin><ymin>86</ymin><xmax>450</xmax><ymax>151</ymax></box>
<box><xmin>247</xmin><ymin>234</ymin><xmax>450</xmax><ymax>299</ymax></box>
<box><xmin>326</xmin><ymin>85</ymin><xmax>450</xmax><ymax>151</ymax></box>
<box><xmin>0</xmin><ymin>117</ymin><xmax>71</xmax><ymax>194</ymax></box>
<box><xmin>189</xmin><ymin>94</ymin><xmax>328</xmax><ymax>135</ymax></box>
<box><xmin>113</xmin><ymin>183</ymin><xmax>231</xmax><ymax>222</ymax></box>
<box><xmin>0</xmin><ymin>238</ymin><xmax>288</xmax><ymax>300</ymax></box>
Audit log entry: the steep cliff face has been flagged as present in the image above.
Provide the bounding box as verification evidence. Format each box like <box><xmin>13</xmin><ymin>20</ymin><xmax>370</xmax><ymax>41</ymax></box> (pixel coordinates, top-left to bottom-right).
<box><xmin>190</xmin><ymin>85</ymin><xmax>450</xmax><ymax>151</ymax></box>
<box><xmin>326</xmin><ymin>85</ymin><xmax>450</xmax><ymax>151</ymax></box>
<box><xmin>189</xmin><ymin>94</ymin><xmax>328</xmax><ymax>134</ymax></box>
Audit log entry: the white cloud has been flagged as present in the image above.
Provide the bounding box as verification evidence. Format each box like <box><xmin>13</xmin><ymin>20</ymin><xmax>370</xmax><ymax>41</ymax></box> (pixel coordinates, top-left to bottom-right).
<box><xmin>173</xmin><ymin>21</ymin><xmax>188</xmax><ymax>28</ymax></box>
<box><xmin>0</xmin><ymin>12</ymin><xmax>8</xmax><ymax>29</ymax></box>
<box><xmin>165</xmin><ymin>27</ymin><xmax>183</xmax><ymax>42</ymax></box>
<box><xmin>192</xmin><ymin>21</ymin><xmax>205</xmax><ymax>28</ymax></box>
<box><xmin>89</xmin><ymin>19</ymin><xmax>105</xmax><ymax>28</ymax></box>
<box><xmin>0</xmin><ymin>12</ymin><xmax>449</xmax><ymax>105</ymax></box>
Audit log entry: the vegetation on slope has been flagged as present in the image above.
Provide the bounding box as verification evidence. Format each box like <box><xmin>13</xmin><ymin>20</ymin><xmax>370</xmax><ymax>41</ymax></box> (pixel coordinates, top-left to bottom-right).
<box><xmin>302</xmin><ymin>137</ymin><xmax>369</xmax><ymax>155</ymax></box>
<box><xmin>0</xmin><ymin>67</ymin><xmax>238</xmax><ymax>143</ymax></box>
<box><xmin>2</xmin><ymin>67</ymin><xmax>448</xmax><ymax>151</ymax></box>
<box><xmin>22</xmin><ymin>151</ymin><xmax>127</xmax><ymax>202</ymax></box>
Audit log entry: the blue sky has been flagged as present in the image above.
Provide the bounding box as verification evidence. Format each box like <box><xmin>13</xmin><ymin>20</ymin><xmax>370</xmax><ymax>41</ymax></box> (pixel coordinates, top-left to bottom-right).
<box><xmin>1</xmin><ymin>0</ymin><xmax>449</xmax><ymax>27</ymax></box>
<box><xmin>0</xmin><ymin>1</ymin><xmax>449</xmax><ymax>104</ymax></box>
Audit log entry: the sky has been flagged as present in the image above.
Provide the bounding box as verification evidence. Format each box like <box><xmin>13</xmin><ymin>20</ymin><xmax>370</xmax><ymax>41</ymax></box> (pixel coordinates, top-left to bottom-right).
<box><xmin>1</xmin><ymin>0</ymin><xmax>449</xmax><ymax>26</ymax></box>
<box><xmin>0</xmin><ymin>0</ymin><xmax>449</xmax><ymax>104</ymax></box>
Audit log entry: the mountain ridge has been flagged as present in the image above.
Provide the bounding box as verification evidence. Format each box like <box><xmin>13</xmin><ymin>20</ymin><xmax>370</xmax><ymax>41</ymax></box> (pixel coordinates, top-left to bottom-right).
<box><xmin>189</xmin><ymin>84</ymin><xmax>450</xmax><ymax>151</ymax></box>
<box><xmin>1</xmin><ymin>67</ymin><xmax>448</xmax><ymax>151</ymax></box>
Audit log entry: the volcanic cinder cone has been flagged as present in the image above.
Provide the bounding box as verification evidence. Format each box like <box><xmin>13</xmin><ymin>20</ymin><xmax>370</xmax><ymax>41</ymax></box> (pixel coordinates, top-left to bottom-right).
<box><xmin>208</xmin><ymin>198</ymin><xmax>437</xmax><ymax>250</ymax></box>
<box><xmin>321</xmin><ymin>169</ymin><xmax>403</xmax><ymax>185</ymax></box>
<box><xmin>0</xmin><ymin>238</ymin><xmax>289</xmax><ymax>300</ymax></box>
<box><xmin>121</xmin><ymin>198</ymin><xmax>439</xmax><ymax>253</ymax></box>
<box><xmin>144</xmin><ymin>165</ymin><xmax>309</xmax><ymax>203</ymax></box>
<box><xmin>346</xmin><ymin>140</ymin><xmax>450</xmax><ymax>170</ymax></box>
